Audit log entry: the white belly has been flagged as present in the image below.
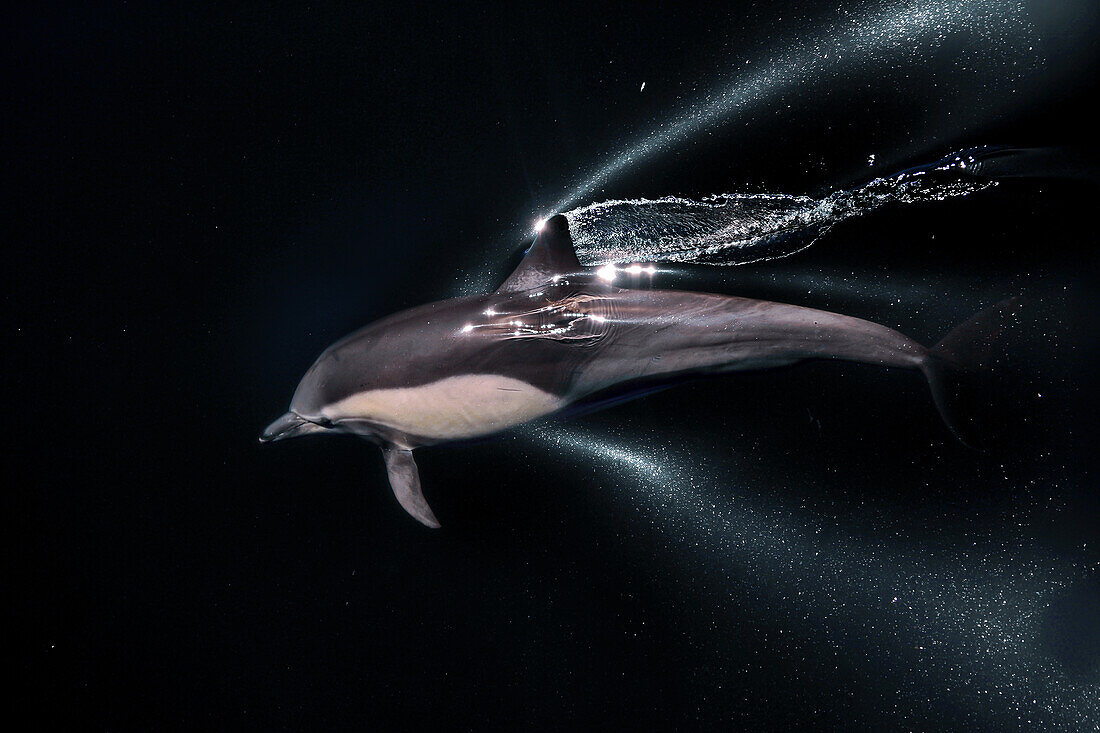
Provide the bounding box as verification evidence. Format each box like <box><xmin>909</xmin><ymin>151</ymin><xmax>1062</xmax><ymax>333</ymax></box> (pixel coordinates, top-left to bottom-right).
<box><xmin>321</xmin><ymin>374</ymin><xmax>564</xmax><ymax>441</ymax></box>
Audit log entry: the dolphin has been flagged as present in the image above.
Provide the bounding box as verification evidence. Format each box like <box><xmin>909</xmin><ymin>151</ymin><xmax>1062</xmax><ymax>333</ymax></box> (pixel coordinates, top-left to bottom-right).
<box><xmin>261</xmin><ymin>214</ymin><xmax>1016</xmax><ymax>527</ymax></box>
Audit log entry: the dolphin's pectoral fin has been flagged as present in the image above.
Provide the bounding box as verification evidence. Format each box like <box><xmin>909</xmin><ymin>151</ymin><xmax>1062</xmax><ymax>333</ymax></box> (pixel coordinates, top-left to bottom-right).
<box><xmin>381</xmin><ymin>446</ymin><xmax>441</xmax><ymax>528</ymax></box>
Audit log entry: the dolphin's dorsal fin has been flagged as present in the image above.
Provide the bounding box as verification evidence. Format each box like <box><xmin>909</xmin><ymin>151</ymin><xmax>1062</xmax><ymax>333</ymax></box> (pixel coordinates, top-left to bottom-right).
<box><xmin>381</xmin><ymin>446</ymin><xmax>441</xmax><ymax>528</ymax></box>
<box><xmin>497</xmin><ymin>214</ymin><xmax>581</xmax><ymax>293</ymax></box>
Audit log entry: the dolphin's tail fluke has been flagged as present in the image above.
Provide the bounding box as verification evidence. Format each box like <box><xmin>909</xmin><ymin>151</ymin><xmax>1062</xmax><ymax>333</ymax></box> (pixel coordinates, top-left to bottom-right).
<box><xmin>921</xmin><ymin>297</ymin><xmax>1024</xmax><ymax>447</ymax></box>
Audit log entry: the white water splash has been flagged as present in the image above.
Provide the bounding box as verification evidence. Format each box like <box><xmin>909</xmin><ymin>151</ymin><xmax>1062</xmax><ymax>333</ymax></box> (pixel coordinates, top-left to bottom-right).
<box><xmin>564</xmin><ymin>151</ymin><xmax>995</xmax><ymax>267</ymax></box>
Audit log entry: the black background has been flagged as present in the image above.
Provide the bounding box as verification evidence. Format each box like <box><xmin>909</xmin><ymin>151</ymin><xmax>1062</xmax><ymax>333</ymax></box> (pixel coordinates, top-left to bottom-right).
<box><xmin>9</xmin><ymin>2</ymin><xmax>1100</xmax><ymax>729</ymax></box>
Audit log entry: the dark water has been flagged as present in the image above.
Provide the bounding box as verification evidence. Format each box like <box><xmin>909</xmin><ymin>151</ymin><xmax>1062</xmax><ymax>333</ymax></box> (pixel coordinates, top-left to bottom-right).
<box><xmin>10</xmin><ymin>2</ymin><xmax>1100</xmax><ymax>729</ymax></box>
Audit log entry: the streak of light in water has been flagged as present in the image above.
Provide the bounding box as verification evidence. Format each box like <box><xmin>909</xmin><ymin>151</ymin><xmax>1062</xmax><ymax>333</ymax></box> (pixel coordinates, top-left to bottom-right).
<box><xmin>517</xmin><ymin>422</ymin><xmax>1099</xmax><ymax>728</ymax></box>
<box><xmin>548</xmin><ymin>0</ymin><xmax>1037</xmax><ymax>216</ymax></box>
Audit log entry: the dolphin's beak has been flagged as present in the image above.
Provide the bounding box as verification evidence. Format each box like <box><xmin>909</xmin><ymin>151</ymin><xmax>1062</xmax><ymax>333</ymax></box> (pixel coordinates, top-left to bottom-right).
<box><xmin>259</xmin><ymin>411</ymin><xmax>328</xmax><ymax>443</ymax></box>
